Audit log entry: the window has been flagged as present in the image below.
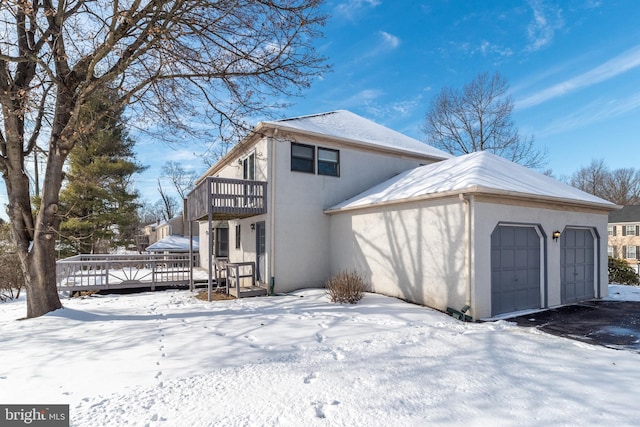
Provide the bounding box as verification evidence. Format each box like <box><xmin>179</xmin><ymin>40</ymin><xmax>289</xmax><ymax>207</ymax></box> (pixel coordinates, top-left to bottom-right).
<box><xmin>607</xmin><ymin>225</ymin><xmax>614</xmax><ymax>236</ymax></box>
<box><xmin>235</xmin><ymin>225</ymin><xmax>241</xmax><ymax>249</ymax></box>
<box><xmin>318</xmin><ymin>147</ymin><xmax>340</xmax><ymax>177</ymax></box>
<box><xmin>215</xmin><ymin>227</ymin><xmax>229</xmax><ymax>258</ymax></box>
<box><xmin>625</xmin><ymin>245</ymin><xmax>638</xmax><ymax>259</ymax></box>
<box><xmin>243</xmin><ymin>153</ymin><xmax>255</xmax><ymax>180</ymax></box>
<box><xmin>608</xmin><ymin>246</ymin><xmax>614</xmax><ymax>257</ymax></box>
<box><xmin>625</xmin><ymin>225</ymin><xmax>636</xmax><ymax>236</ymax></box>
<box><xmin>291</xmin><ymin>143</ymin><xmax>314</xmax><ymax>173</ymax></box>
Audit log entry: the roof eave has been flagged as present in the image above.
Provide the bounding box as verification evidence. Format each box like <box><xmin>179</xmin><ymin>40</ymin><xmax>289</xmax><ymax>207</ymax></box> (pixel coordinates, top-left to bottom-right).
<box><xmin>325</xmin><ymin>185</ymin><xmax>619</xmax><ymax>215</ymax></box>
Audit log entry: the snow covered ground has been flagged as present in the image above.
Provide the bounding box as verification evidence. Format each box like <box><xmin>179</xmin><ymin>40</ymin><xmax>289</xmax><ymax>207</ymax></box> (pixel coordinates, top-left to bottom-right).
<box><xmin>1</xmin><ymin>285</ymin><xmax>639</xmax><ymax>426</ymax></box>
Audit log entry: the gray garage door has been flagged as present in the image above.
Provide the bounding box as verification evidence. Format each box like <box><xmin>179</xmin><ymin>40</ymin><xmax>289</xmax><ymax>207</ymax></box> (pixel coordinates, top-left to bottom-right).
<box><xmin>561</xmin><ymin>228</ymin><xmax>595</xmax><ymax>304</ymax></box>
<box><xmin>491</xmin><ymin>225</ymin><xmax>542</xmax><ymax>316</ymax></box>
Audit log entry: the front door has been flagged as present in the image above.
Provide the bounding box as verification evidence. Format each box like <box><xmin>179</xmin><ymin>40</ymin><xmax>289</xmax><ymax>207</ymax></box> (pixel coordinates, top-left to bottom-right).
<box><xmin>256</xmin><ymin>221</ymin><xmax>266</xmax><ymax>283</ymax></box>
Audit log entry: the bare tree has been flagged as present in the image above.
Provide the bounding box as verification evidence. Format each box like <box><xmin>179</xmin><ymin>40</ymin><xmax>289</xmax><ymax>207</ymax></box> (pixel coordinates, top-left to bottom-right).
<box><xmin>0</xmin><ymin>1</ymin><xmax>327</xmax><ymax>318</ymax></box>
<box><xmin>423</xmin><ymin>71</ymin><xmax>546</xmax><ymax>169</ymax></box>
<box><xmin>162</xmin><ymin>161</ymin><xmax>196</xmax><ymax>200</ymax></box>
<box><xmin>156</xmin><ymin>179</ymin><xmax>179</xmax><ymax>222</ymax></box>
<box><xmin>570</xmin><ymin>160</ymin><xmax>640</xmax><ymax>205</ymax></box>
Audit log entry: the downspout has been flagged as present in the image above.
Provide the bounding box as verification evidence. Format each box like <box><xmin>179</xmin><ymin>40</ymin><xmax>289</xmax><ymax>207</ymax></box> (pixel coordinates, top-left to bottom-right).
<box><xmin>268</xmin><ymin>133</ymin><xmax>277</xmax><ymax>295</ymax></box>
<box><xmin>460</xmin><ymin>193</ymin><xmax>473</xmax><ymax>317</ymax></box>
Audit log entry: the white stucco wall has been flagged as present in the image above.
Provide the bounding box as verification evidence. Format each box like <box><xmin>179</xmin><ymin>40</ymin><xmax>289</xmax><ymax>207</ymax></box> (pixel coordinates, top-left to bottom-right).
<box><xmin>329</xmin><ymin>194</ymin><xmax>610</xmax><ymax>321</ymax></box>
<box><xmin>329</xmin><ymin>197</ymin><xmax>468</xmax><ymax>312</ymax></box>
<box><xmin>271</xmin><ymin>134</ymin><xmax>439</xmax><ymax>293</ymax></box>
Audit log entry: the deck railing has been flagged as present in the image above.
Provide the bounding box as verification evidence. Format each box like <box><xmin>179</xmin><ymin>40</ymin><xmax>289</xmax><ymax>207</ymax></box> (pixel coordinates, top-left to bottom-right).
<box><xmin>187</xmin><ymin>176</ymin><xmax>267</xmax><ymax>221</ymax></box>
<box><xmin>56</xmin><ymin>253</ymin><xmax>199</xmax><ymax>292</ymax></box>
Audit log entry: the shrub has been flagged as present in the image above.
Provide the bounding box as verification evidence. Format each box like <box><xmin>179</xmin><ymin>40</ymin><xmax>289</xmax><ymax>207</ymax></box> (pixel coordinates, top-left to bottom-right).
<box><xmin>608</xmin><ymin>257</ymin><xmax>640</xmax><ymax>285</ymax></box>
<box><xmin>0</xmin><ymin>222</ymin><xmax>25</xmax><ymax>302</ymax></box>
<box><xmin>325</xmin><ymin>270</ymin><xmax>368</xmax><ymax>304</ymax></box>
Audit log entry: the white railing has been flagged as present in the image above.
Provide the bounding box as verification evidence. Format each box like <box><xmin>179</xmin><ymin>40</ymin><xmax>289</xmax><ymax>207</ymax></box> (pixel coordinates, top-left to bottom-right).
<box><xmin>56</xmin><ymin>253</ymin><xmax>199</xmax><ymax>292</ymax></box>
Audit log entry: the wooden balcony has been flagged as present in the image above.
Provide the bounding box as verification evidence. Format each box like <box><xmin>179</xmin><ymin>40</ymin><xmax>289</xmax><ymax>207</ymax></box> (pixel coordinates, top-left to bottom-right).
<box><xmin>187</xmin><ymin>176</ymin><xmax>267</xmax><ymax>221</ymax></box>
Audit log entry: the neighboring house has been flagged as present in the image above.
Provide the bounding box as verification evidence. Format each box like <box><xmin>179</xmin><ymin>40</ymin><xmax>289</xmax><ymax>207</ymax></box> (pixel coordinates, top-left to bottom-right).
<box><xmin>186</xmin><ymin>110</ymin><xmax>617</xmax><ymax>319</ymax></box>
<box><xmin>145</xmin><ymin>215</ymin><xmax>200</xmax><ymax>256</ymax></box>
<box><xmin>608</xmin><ymin>205</ymin><xmax>640</xmax><ymax>272</ymax></box>
<box><xmin>156</xmin><ymin>215</ymin><xmax>185</xmax><ymax>241</ymax></box>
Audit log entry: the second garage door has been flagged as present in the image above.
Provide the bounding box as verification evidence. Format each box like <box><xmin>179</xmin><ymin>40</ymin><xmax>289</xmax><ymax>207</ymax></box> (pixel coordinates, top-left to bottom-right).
<box><xmin>560</xmin><ymin>228</ymin><xmax>595</xmax><ymax>304</ymax></box>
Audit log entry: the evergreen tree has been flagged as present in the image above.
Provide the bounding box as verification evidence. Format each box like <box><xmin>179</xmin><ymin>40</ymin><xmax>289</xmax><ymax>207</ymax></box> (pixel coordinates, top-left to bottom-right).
<box><xmin>59</xmin><ymin>89</ymin><xmax>146</xmax><ymax>255</ymax></box>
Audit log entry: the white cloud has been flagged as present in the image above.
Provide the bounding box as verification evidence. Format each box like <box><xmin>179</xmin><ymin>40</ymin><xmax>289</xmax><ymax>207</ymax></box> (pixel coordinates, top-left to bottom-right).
<box><xmin>516</xmin><ymin>44</ymin><xmax>640</xmax><ymax>110</ymax></box>
<box><xmin>526</xmin><ymin>0</ymin><xmax>564</xmax><ymax>51</ymax></box>
<box><xmin>335</xmin><ymin>0</ymin><xmax>381</xmax><ymax>19</ymax></box>
<box><xmin>379</xmin><ymin>31</ymin><xmax>400</xmax><ymax>49</ymax></box>
<box><xmin>537</xmin><ymin>91</ymin><xmax>640</xmax><ymax>137</ymax></box>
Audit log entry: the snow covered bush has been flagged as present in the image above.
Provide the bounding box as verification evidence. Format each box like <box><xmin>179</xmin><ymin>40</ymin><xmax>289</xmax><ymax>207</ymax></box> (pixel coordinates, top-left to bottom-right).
<box><xmin>608</xmin><ymin>257</ymin><xmax>639</xmax><ymax>285</ymax></box>
<box><xmin>325</xmin><ymin>271</ymin><xmax>368</xmax><ymax>304</ymax></box>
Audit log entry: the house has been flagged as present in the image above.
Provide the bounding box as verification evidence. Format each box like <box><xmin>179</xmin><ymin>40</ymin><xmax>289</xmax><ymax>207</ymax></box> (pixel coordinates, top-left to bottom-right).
<box><xmin>186</xmin><ymin>110</ymin><xmax>617</xmax><ymax>319</ymax></box>
<box><xmin>608</xmin><ymin>205</ymin><xmax>640</xmax><ymax>272</ymax></box>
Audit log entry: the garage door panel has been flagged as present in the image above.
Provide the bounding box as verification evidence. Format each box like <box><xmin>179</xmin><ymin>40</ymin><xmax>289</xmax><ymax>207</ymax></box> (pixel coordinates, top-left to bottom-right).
<box><xmin>491</xmin><ymin>225</ymin><xmax>542</xmax><ymax>316</ymax></box>
<box><xmin>561</xmin><ymin>228</ymin><xmax>595</xmax><ymax>304</ymax></box>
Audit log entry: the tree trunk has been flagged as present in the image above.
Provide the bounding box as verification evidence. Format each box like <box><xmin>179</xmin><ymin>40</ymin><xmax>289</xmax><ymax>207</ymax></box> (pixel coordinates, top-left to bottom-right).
<box><xmin>24</xmin><ymin>238</ymin><xmax>63</xmax><ymax>318</ymax></box>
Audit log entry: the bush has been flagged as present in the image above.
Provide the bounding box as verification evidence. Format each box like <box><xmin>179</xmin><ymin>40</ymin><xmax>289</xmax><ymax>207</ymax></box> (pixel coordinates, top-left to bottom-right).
<box><xmin>608</xmin><ymin>257</ymin><xmax>640</xmax><ymax>285</ymax></box>
<box><xmin>325</xmin><ymin>270</ymin><xmax>368</xmax><ymax>304</ymax></box>
<box><xmin>0</xmin><ymin>222</ymin><xmax>25</xmax><ymax>302</ymax></box>
<box><xmin>0</xmin><ymin>252</ymin><xmax>24</xmax><ymax>302</ymax></box>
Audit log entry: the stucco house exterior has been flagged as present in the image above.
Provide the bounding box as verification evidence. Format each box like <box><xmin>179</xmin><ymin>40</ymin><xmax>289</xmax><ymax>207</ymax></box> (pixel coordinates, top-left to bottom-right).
<box><xmin>186</xmin><ymin>110</ymin><xmax>616</xmax><ymax>320</ymax></box>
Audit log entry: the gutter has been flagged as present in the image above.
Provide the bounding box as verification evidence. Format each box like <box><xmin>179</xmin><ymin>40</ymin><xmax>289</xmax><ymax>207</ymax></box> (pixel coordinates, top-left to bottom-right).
<box><xmin>460</xmin><ymin>193</ymin><xmax>473</xmax><ymax>317</ymax></box>
<box><xmin>268</xmin><ymin>133</ymin><xmax>277</xmax><ymax>294</ymax></box>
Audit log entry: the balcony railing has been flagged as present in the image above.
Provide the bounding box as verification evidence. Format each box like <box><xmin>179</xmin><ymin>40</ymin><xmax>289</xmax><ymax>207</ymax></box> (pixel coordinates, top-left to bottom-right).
<box><xmin>187</xmin><ymin>176</ymin><xmax>267</xmax><ymax>221</ymax></box>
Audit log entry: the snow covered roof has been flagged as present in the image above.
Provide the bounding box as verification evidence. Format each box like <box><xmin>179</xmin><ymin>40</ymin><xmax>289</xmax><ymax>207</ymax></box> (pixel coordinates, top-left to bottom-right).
<box><xmin>261</xmin><ymin>110</ymin><xmax>451</xmax><ymax>160</ymax></box>
<box><xmin>327</xmin><ymin>151</ymin><xmax>617</xmax><ymax>212</ymax></box>
<box><xmin>146</xmin><ymin>235</ymin><xmax>199</xmax><ymax>252</ymax></box>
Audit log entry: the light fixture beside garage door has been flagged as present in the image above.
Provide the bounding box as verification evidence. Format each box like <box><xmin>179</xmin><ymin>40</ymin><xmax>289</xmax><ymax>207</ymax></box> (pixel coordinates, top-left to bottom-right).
<box><xmin>552</xmin><ymin>230</ymin><xmax>561</xmax><ymax>241</ymax></box>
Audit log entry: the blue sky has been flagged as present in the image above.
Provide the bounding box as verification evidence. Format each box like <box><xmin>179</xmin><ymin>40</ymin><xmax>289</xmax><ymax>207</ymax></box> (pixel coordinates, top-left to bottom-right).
<box><xmin>5</xmin><ymin>1</ymin><xmax>640</xmax><ymax>217</ymax></box>
<box><xmin>273</xmin><ymin>0</ymin><xmax>639</xmax><ymax>179</ymax></box>
<box><xmin>138</xmin><ymin>0</ymin><xmax>640</xmax><ymax>202</ymax></box>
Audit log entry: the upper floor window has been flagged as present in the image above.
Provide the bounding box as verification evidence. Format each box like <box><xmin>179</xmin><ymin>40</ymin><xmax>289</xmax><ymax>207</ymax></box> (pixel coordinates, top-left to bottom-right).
<box><xmin>607</xmin><ymin>225</ymin><xmax>614</xmax><ymax>236</ymax></box>
<box><xmin>291</xmin><ymin>143</ymin><xmax>315</xmax><ymax>173</ymax></box>
<box><xmin>625</xmin><ymin>225</ymin><xmax>637</xmax><ymax>236</ymax></box>
<box><xmin>318</xmin><ymin>147</ymin><xmax>340</xmax><ymax>177</ymax></box>
<box><xmin>243</xmin><ymin>152</ymin><xmax>255</xmax><ymax>180</ymax></box>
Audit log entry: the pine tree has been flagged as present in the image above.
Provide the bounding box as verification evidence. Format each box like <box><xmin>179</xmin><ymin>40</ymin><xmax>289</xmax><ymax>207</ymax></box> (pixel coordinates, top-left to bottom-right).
<box><xmin>59</xmin><ymin>89</ymin><xmax>146</xmax><ymax>256</ymax></box>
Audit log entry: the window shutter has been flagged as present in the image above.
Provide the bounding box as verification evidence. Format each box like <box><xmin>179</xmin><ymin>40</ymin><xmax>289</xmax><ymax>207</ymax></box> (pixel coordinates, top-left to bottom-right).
<box><xmin>623</xmin><ymin>245</ymin><xmax>628</xmax><ymax>258</ymax></box>
<box><xmin>613</xmin><ymin>225</ymin><xmax>617</xmax><ymax>235</ymax></box>
<box><xmin>622</xmin><ymin>227</ymin><xmax>627</xmax><ymax>236</ymax></box>
<box><xmin>636</xmin><ymin>226</ymin><xmax>639</xmax><ymax>236</ymax></box>
<box><xmin>637</xmin><ymin>246</ymin><xmax>640</xmax><ymax>260</ymax></box>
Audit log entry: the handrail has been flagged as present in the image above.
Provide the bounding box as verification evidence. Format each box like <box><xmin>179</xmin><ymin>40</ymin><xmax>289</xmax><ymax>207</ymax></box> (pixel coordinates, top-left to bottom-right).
<box><xmin>186</xmin><ymin>176</ymin><xmax>267</xmax><ymax>221</ymax></box>
<box><xmin>56</xmin><ymin>253</ymin><xmax>199</xmax><ymax>292</ymax></box>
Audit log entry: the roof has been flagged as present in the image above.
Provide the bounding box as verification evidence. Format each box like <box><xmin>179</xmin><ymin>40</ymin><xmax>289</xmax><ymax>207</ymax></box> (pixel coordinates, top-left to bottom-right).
<box><xmin>327</xmin><ymin>151</ymin><xmax>617</xmax><ymax>212</ymax></box>
<box><xmin>195</xmin><ymin>110</ymin><xmax>451</xmax><ymax>184</ymax></box>
<box><xmin>609</xmin><ymin>205</ymin><xmax>640</xmax><ymax>223</ymax></box>
<box><xmin>146</xmin><ymin>235</ymin><xmax>199</xmax><ymax>253</ymax></box>
<box><xmin>261</xmin><ymin>110</ymin><xmax>451</xmax><ymax>160</ymax></box>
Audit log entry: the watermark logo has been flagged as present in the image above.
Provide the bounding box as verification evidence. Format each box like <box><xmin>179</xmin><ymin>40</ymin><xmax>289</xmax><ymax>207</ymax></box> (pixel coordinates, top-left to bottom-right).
<box><xmin>0</xmin><ymin>405</ymin><xmax>69</xmax><ymax>426</ymax></box>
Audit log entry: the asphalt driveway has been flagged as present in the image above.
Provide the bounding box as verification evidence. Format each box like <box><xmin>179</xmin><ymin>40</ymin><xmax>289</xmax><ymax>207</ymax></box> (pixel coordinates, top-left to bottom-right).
<box><xmin>509</xmin><ymin>300</ymin><xmax>640</xmax><ymax>352</ymax></box>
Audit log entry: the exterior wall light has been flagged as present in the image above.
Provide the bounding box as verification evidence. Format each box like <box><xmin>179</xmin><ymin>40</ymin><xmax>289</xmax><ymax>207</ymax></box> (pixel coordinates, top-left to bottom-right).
<box><xmin>250</xmin><ymin>223</ymin><xmax>255</xmax><ymax>231</ymax></box>
<box><xmin>552</xmin><ymin>230</ymin><xmax>561</xmax><ymax>241</ymax></box>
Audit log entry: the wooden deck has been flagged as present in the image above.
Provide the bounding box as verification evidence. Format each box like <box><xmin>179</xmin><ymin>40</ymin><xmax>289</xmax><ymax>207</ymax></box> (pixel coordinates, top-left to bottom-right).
<box><xmin>56</xmin><ymin>253</ymin><xmax>199</xmax><ymax>293</ymax></box>
<box><xmin>186</xmin><ymin>176</ymin><xmax>267</xmax><ymax>221</ymax></box>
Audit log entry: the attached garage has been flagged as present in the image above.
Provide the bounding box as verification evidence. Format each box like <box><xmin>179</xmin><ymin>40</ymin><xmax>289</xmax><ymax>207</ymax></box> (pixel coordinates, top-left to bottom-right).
<box><xmin>491</xmin><ymin>224</ymin><xmax>543</xmax><ymax>316</ymax></box>
<box><xmin>327</xmin><ymin>151</ymin><xmax>617</xmax><ymax>320</ymax></box>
